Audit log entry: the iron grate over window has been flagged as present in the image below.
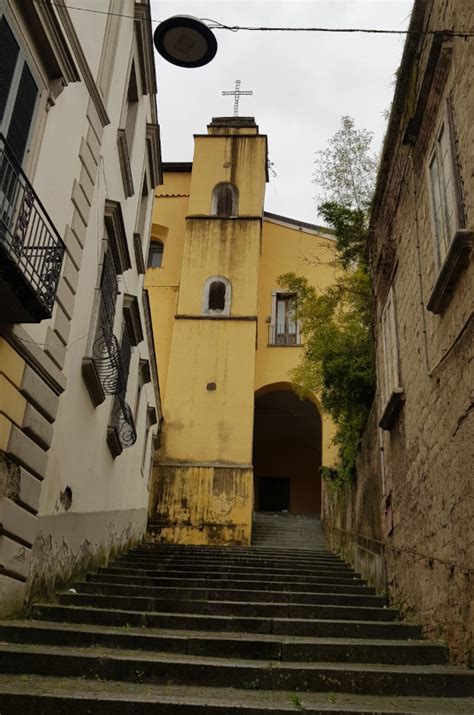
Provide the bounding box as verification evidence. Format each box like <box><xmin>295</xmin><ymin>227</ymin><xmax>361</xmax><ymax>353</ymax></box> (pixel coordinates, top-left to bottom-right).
<box><xmin>0</xmin><ymin>133</ymin><xmax>65</xmax><ymax>319</ymax></box>
<box><xmin>91</xmin><ymin>249</ymin><xmax>122</xmax><ymax>395</ymax></box>
<box><xmin>107</xmin><ymin>323</ymin><xmax>137</xmax><ymax>455</ymax></box>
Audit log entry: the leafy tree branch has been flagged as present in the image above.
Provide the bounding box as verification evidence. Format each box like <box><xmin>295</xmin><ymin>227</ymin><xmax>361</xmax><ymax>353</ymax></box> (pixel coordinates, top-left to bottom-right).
<box><xmin>279</xmin><ymin>116</ymin><xmax>377</xmax><ymax>482</ymax></box>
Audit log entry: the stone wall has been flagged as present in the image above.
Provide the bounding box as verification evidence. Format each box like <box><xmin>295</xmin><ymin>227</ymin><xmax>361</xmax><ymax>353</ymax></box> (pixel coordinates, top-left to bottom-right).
<box><xmin>323</xmin><ymin>405</ymin><xmax>386</xmax><ymax>594</ymax></box>
<box><xmin>323</xmin><ymin>0</ymin><xmax>473</xmax><ymax>666</ymax></box>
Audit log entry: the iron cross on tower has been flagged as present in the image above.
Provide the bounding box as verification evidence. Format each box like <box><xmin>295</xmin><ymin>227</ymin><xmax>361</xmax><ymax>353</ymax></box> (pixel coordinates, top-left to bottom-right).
<box><xmin>222</xmin><ymin>80</ymin><xmax>253</xmax><ymax>117</ymax></box>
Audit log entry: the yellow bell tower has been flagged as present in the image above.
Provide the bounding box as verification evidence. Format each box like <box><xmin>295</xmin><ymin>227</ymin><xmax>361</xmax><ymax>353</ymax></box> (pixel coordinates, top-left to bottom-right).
<box><xmin>147</xmin><ymin>117</ymin><xmax>268</xmax><ymax>545</ymax></box>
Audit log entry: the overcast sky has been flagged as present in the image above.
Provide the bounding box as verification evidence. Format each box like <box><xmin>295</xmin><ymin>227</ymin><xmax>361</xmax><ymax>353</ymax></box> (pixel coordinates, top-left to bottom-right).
<box><xmin>150</xmin><ymin>0</ymin><xmax>413</xmax><ymax>224</ymax></box>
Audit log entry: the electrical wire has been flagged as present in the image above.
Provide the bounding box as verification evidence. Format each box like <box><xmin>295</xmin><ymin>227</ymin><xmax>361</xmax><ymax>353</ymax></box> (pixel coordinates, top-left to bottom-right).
<box><xmin>32</xmin><ymin>2</ymin><xmax>474</xmax><ymax>38</ymax></box>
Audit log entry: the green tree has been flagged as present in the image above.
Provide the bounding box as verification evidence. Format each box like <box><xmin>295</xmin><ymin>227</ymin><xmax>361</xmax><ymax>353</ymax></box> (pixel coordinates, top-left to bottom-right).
<box><xmin>279</xmin><ymin>116</ymin><xmax>377</xmax><ymax>482</ymax></box>
<box><xmin>313</xmin><ymin>115</ymin><xmax>377</xmax><ymax>212</ymax></box>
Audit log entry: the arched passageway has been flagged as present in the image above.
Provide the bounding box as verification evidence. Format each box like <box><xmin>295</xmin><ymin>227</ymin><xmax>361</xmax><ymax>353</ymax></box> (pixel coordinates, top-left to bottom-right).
<box><xmin>253</xmin><ymin>385</ymin><xmax>322</xmax><ymax>514</ymax></box>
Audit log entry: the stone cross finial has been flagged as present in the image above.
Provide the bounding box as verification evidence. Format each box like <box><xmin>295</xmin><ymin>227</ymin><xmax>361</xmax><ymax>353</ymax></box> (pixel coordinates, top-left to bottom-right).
<box><xmin>222</xmin><ymin>80</ymin><xmax>253</xmax><ymax>117</ymax></box>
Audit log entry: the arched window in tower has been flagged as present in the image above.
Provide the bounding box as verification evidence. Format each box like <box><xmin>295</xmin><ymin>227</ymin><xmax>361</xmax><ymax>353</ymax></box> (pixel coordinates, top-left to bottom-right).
<box><xmin>211</xmin><ymin>183</ymin><xmax>239</xmax><ymax>217</ymax></box>
<box><xmin>209</xmin><ymin>281</ymin><xmax>226</xmax><ymax>310</ymax></box>
<box><xmin>202</xmin><ymin>276</ymin><xmax>232</xmax><ymax>316</ymax></box>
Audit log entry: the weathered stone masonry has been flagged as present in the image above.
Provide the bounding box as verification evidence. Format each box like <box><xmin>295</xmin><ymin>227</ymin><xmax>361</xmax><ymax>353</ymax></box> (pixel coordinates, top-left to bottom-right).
<box><xmin>324</xmin><ymin>0</ymin><xmax>473</xmax><ymax>665</ymax></box>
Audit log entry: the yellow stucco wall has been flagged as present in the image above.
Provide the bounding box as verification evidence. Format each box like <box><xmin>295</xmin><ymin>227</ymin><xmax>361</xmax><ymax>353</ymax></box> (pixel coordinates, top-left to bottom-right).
<box><xmin>146</xmin><ymin>119</ymin><xmax>339</xmax><ymax>544</ymax></box>
<box><xmin>0</xmin><ymin>339</ymin><xmax>27</xmax><ymax>450</ymax></box>
<box><xmin>188</xmin><ymin>135</ymin><xmax>267</xmax><ymax>217</ymax></box>
<box><xmin>146</xmin><ymin>172</ymin><xmax>190</xmax><ymax>400</ymax></box>
<box><xmin>162</xmin><ymin>319</ymin><xmax>256</xmax><ymax>464</ymax></box>
<box><xmin>149</xmin><ymin>465</ymin><xmax>253</xmax><ymax>546</ymax></box>
<box><xmin>256</xmin><ymin>218</ymin><xmax>339</xmax><ymax>467</ymax></box>
<box><xmin>177</xmin><ymin>218</ymin><xmax>261</xmax><ymax>317</ymax></box>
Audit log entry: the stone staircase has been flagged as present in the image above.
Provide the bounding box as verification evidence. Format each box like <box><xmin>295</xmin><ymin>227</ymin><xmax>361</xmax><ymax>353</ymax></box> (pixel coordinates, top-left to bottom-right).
<box><xmin>0</xmin><ymin>518</ymin><xmax>472</xmax><ymax>712</ymax></box>
<box><xmin>252</xmin><ymin>512</ymin><xmax>327</xmax><ymax>550</ymax></box>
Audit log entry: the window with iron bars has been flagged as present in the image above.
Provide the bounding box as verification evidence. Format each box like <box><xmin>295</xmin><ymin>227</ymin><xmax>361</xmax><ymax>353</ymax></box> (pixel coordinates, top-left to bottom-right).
<box><xmin>269</xmin><ymin>292</ymin><xmax>301</xmax><ymax>346</ymax></box>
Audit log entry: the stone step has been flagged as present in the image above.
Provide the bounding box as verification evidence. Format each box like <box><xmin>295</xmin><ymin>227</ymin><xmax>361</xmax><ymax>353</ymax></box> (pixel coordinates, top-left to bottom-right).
<box><xmin>86</xmin><ymin>573</ymin><xmax>376</xmax><ymax>595</ymax></box>
<box><xmin>251</xmin><ymin>524</ymin><xmax>325</xmax><ymax>531</ymax></box>
<box><xmin>1</xmin><ymin>676</ymin><xmax>473</xmax><ymax>713</ymax></box>
<box><xmin>56</xmin><ymin>592</ymin><xmax>398</xmax><ymax>622</ymax></box>
<box><xmin>252</xmin><ymin>548</ymin><xmax>330</xmax><ymax>554</ymax></box>
<box><xmin>0</xmin><ymin>643</ymin><xmax>472</xmax><ymax>696</ymax></box>
<box><xmin>142</xmin><ymin>544</ymin><xmax>331</xmax><ymax>558</ymax></box>
<box><xmin>128</xmin><ymin>552</ymin><xmax>346</xmax><ymax>567</ymax></box>
<box><xmin>0</xmin><ymin>621</ymin><xmax>447</xmax><ymax>665</ymax></box>
<box><xmin>114</xmin><ymin>556</ymin><xmax>355</xmax><ymax>576</ymax></box>
<box><xmin>75</xmin><ymin>581</ymin><xmax>386</xmax><ymax>607</ymax></box>
<box><xmin>100</xmin><ymin>564</ymin><xmax>363</xmax><ymax>581</ymax></box>
<box><xmin>99</xmin><ymin>566</ymin><xmax>367</xmax><ymax>586</ymax></box>
<box><xmin>31</xmin><ymin>604</ymin><xmax>421</xmax><ymax>639</ymax></box>
<box><xmin>251</xmin><ymin>540</ymin><xmax>328</xmax><ymax>548</ymax></box>
<box><xmin>115</xmin><ymin>554</ymin><xmax>354</xmax><ymax>573</ymax></box>
<box><xmin>136</xmin><ymin>543</ymin><xmax>337</xmax><ymax>557</ymax></box>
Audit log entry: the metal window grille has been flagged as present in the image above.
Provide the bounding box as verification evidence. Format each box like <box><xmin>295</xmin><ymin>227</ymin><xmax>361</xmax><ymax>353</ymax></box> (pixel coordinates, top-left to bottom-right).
<box><xmin>91</xmin><ymin>249</ymin><xmax>122</xmax><ymax>394</ymax></box>
<box><xmin>108</xmin><ymin>324</ymin><xmax>137</xmax><ymax>452</ymax></box>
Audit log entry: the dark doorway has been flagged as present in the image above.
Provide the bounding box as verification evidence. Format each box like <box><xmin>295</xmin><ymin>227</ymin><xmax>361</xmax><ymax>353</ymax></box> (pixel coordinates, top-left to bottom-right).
<box><xmin>253</xmin><ymin>387</ymin><xmax>322</xmax><ymax>514</ymax></box>
<box><xmin>259</xmin><ymin>477</ymin><xmax>290</xmax><ymax>512</ymax></box>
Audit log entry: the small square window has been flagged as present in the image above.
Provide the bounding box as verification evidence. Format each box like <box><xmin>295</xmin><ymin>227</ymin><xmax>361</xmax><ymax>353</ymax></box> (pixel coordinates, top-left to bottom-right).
<box><xmin>147</xmin><ymin>242</ymin><xmax>163</xmax><ymax>268</ymax></box>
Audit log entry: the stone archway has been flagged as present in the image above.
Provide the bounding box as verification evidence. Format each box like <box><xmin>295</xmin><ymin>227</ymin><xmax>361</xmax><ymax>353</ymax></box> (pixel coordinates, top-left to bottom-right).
<box><xmin>252</xmin><ymin>383</ymin><xmax>322</xmax><ymax>514</ymax></box>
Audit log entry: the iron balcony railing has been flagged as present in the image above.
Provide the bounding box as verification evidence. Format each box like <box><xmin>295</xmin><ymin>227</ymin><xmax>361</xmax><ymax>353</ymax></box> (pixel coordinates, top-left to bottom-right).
<box><xmin>91</xmin><ymin>251</ymin><xmax>137</xmax><ymax>452</ymax></box>
<box><xmin>92</xmin><ymin>250</ymin><xmax>123</xmax><ymax>395</ymax></box>
<box><xmin>108</xmin><ymin>325</ymin><xmax>137</xmax><ymax>453</ymax></box>
<box><xmin>0</xmin><ymin>133</ymin><xmax>65</xmax><ymax>320</ymax></box>
<box><xmin>110</xmin><ymin>394</ymin><xmax>137</xmax><ymax>451</ymax></box>
<box><xmin>268</xmin><ymin>323</ymin><xmax>302</xmax><ymax>346</ymax></box>
<box><xmin>115</xmin><ymin>324</ymin><xmax>136</xmax><ymax>449</ymax></box>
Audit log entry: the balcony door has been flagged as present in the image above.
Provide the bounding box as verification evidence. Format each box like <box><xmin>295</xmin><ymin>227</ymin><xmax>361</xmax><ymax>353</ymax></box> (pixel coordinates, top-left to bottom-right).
<box><xmin>272</xmin><ymin>292</ymin><xmax>300</xmax><ymax>345</ymax></box>
<box><xmin>0</xmin><ymin>15</ymin><xmax>39</xmax><ymax>166</ymax></box>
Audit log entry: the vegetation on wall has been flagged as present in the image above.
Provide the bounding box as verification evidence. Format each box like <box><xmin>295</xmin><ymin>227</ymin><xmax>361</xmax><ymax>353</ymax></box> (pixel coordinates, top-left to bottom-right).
<box><xmin>279</xmin><ymin>116</ymin><xmax>377</xmax><ymax>484</ymax></box>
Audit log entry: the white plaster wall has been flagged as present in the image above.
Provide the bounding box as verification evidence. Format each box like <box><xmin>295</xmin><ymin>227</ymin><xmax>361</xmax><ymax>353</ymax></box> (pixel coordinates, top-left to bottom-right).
<box><xmin>64</xmin><ymin>0</ymin><xmax>109</xmax><ymax>78</ymax></box>
<box><xmin>1</xmin><ymin>0</ymin><xmax>159</xmax><ymax>609</ymax></box>
<box><xmin>37</xmin><ymin>1</ymin><xmax>158</xmax><ymax>519</ymax></box>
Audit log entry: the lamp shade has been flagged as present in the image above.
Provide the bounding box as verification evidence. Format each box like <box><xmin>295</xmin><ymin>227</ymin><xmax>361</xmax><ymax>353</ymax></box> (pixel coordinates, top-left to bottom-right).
<box><xmin>153</xmin><ymin>15</ymin><xmax>218</xmax><ymax>68</ymax></box>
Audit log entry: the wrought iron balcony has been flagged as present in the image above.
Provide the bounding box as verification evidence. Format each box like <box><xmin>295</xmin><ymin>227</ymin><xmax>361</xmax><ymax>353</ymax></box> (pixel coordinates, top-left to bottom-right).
<box><xmin>268</xmin><ymin>323</ymin><xmax>302</xmax><ymax>346</ymax></box>
<box><xmin>89</xmin><ymin>250</ymin><xmax>122</xmax><ymax>398</ymax></box>
<box><xmin>107</xmin><ymin>331</ymin><xmax>137</xmax><ymax>459</ymax></box>
<box><xmin>107</xmin><ymin>393</ymin><xmax>137</xmax><ymax>458</ymax></box>
<box><xmin>0</xmin><ymin>134</ymin><xmax>65</xmax><ymax>323</ymax></box>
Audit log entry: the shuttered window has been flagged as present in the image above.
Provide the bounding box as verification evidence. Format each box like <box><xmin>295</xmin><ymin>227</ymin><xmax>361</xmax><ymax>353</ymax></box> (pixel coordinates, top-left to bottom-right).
<box><xmin>0</xmin><ymin>18</ymin><xmax>20</xmax><ymax>124</ymax></box>
<box><xmin>428</xmin><ymin>117</ymin><xmax>459</xmax><ymax>268</ymax></box>
<box><xmin>0</xmin><ymin>15</ymin><xmax>39</xmax><ymax>165</ymax></box>
<box><xmin>380</xmin><ymin>287</ymin><xmax>402</xmax><ymax>408</ymax></box>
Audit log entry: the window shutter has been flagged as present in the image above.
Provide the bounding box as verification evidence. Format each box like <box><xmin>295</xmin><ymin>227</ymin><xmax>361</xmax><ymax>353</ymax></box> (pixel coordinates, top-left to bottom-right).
<box><xmin>6</xmin><ymin>63</ymin><xmax>38</xmax><ymax>165</ymax></box>
<box><xmin>0</xmin><ymin>18</ymin><xmax>20</xmax><ymax>126</ymax></box>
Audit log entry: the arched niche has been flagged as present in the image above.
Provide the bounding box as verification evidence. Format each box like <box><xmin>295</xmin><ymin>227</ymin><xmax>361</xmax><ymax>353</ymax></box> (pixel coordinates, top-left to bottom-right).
<box><xmin>211</xmin><ymin>182</ymin><xmax>239</xmax><ymax>217</ymax></box>
<box><xmin>202</xmin><ymin>275</ymin><xmax>232</xmax><ymax>316</ymax></box>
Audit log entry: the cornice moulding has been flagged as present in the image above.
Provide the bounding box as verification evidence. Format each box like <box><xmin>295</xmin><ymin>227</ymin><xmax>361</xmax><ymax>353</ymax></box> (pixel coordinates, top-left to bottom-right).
<box><xmin>123</xmin><ymin>293</ymin><xmax>144</xmax><ymax>346</ymax></box>
<box><xmin>53</xmin><ymin>2</ymin><xmax>110</xmax><ymax>127</ymax></box>
<box><xmin>17</xmin><ymin>0</ymin><xmax>80</xmax><ymax>85</ymax></box>
<box><xmin>134</xmin><ymin>2</ymin><xmax>157</xmax><ymax>96</ymax></box>
<box><xmin>104</xmin><ymin>199</ymin><xmax>132</xmax><ymax>273</ymax></box>
<box><xmin>117</xmin><ymin>129</ymin><xmax>135</xmax><ymax>198</ymax></box>
<box><xmin>146</xmin><ymin>123</ymin><xmax>162</xmax><ymax>187</ymax></box>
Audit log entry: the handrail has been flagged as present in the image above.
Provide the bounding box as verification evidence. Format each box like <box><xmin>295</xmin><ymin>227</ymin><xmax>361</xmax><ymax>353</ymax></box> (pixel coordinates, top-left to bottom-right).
<box><xmin>325</xmin><ymin>523</ymin><xmax>473</xmax><ymax>574</ymax></box>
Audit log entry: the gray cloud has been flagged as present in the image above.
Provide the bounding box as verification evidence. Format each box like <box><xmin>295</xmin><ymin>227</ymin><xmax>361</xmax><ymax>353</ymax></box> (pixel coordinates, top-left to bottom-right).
<box><xmin>151</xmin><ymin>0</ymin><xmax>412</xmax><ymax>223</ymax></box>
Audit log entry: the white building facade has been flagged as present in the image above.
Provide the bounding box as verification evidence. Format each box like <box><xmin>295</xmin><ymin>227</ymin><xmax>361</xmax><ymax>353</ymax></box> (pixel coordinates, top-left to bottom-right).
<box><xmin>0</xmin><ymin>0</ymin><xmax>161</xmax><ymax>613</ymax></box>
